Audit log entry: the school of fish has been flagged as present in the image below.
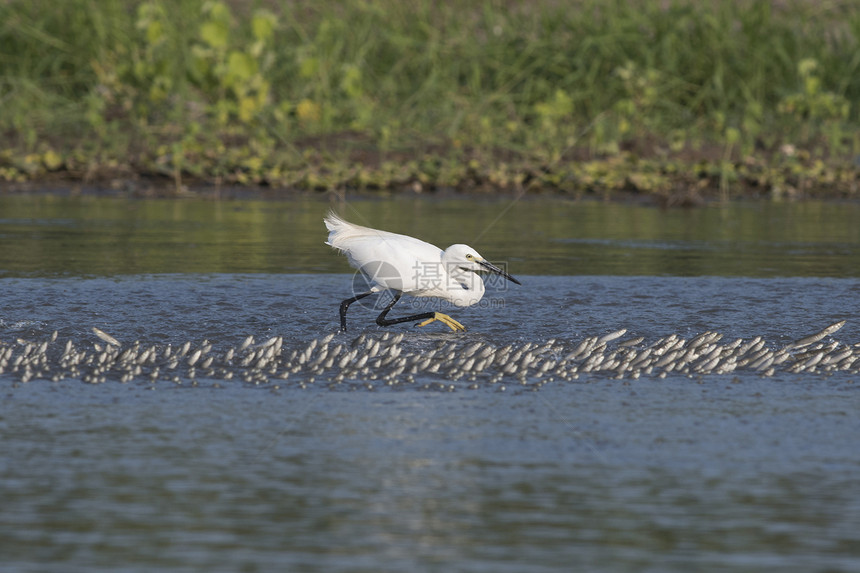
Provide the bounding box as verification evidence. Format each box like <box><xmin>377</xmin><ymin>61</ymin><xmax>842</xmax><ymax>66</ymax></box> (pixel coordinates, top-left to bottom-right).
<box><xmin>0</xmin><ymin>321</ymin><xmax>855</xmax><ymax>391</ymax></box>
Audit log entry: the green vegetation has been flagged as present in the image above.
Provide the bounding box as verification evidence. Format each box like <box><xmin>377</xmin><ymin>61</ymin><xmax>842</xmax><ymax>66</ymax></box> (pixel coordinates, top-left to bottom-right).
<box><xmin>1</xmin><ymin>0</ymin><xmax>859</xmax><ymax>199</ymax></box>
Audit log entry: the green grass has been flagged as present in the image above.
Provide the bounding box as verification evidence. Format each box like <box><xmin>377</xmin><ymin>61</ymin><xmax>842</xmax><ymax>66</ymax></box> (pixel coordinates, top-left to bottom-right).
<box><xmin>1</xmin><ymin>0</ymin><xmax>859</xmax><ymax>199</ymax></box>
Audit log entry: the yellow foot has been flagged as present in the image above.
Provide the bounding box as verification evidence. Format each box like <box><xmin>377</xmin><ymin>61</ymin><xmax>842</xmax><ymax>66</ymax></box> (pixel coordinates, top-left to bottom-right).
<box><xmin>415</xmin><ymin>312</ymin><xmax>466</xmax><ymax>332</ymax></box>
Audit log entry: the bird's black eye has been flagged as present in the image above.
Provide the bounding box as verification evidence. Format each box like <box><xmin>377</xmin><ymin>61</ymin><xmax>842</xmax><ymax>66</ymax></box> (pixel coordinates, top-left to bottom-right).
<box><xmin>466</xmin><ymin>254</ymin><xmax>474</xmax><ymax>260</ymax></box>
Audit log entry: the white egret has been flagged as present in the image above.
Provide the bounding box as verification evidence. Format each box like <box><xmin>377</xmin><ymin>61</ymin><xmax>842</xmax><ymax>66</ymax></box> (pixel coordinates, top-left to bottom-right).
<box><xmin>325</xmin><ymin>212</ymin><xmax>521</xmax><ymax>332</ymax></box>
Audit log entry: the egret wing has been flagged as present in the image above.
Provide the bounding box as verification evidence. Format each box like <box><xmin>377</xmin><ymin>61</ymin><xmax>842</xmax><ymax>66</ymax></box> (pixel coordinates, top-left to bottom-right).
<box><xmin>325</xmin><ymin>214</ymin><xmax>443</xmax><ymax>292</ymax></box>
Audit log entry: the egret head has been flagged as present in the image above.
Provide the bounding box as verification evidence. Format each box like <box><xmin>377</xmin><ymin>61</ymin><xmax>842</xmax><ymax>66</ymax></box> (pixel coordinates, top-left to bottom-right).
<box><xmin>443</xmin><ymin>244</ymin><xmax>522</xmax><ymax>285</ymax></box>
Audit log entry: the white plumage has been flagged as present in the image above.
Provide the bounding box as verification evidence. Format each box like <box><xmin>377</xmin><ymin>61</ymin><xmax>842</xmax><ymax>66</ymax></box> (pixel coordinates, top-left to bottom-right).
<box><xmin>324</xmin><ymin>212</ymin><xmax>520</xmax><ymax>331</ymax></box>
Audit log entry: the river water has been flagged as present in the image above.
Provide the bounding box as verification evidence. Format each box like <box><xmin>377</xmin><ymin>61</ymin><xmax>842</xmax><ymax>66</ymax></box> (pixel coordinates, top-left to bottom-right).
<box><xmin>1</xmin><ymin>195</ymin><xmax>860</xmax><ymax>572</ymax></box>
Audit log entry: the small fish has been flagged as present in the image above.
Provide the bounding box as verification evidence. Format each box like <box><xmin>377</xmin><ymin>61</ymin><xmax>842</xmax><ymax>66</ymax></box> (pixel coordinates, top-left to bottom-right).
<box><xmin>788</xmin><ymin>320</ymin><xmax>846</xmax><ymax>349</ymax></box>
<box><xmin>597</xmin><ymin>329</ymin><xmax>627</xmax><ymax>345</ymax></box>
<box><xmin>618</xmin><ymin>336</ymin><xmax>645</xmax><ymax>348</ymax></box>
<box><xmin>463</xmin><ymin>342</ymin><xmax>483</xmax><ymax>357</ymax></box>
<box><xmin>92</xmin><ymin>327</ymin><xmax>121</xmax><ymax>348</ymax></box>
<box><xmin>187</xmin><ymin>349</ymin><xmax>202</xmax><ymax>366</ymax></box>
<box><xmin>240</xmin><ymin>336</ymin><xmax>255</xmax><ymax>351</ymax></box>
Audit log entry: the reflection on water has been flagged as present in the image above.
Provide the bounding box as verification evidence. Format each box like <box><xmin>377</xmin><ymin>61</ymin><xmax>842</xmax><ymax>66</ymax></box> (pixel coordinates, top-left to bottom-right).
<box><xmin>1</xmin><ymin>195</ymin><xmax>860</xmax><ymax>277</ymax></box>
<box><xmin>3</xmin><ymin>378</ymin><xmax>860</xmax><ymax>572</ymax></box>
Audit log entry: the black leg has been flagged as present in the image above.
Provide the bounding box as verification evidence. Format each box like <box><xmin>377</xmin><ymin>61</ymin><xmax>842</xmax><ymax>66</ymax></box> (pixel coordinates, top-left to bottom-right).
<box><xmin>376</xmin><ymin>292</ymin><xmax>431</xmax><ymax>326</ymax></box>
<box><xmin>339</xmin><ymin>291</ymin><xmax>373</xmax><ymax>332</ymax></box>
<box><xmin>375</xmin><ymin>292</ymin><xmax>465</xmax><ymax>331</ymax></box>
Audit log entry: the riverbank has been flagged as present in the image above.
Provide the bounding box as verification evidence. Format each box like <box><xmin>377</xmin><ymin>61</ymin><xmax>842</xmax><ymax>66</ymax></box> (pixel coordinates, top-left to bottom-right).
<box><xmin>3</xmin><ymin>146</ymin><xmax>858</xmax><ymax>205</ymax></box>
<box><xmin>2</xmin><ymin>1</ymin><xmax>859</xmax><ymax>201</ymax></box>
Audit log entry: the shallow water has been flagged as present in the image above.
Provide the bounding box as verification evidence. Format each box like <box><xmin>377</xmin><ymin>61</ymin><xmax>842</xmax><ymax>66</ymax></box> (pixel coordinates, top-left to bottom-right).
<box><xmin>4</xmin><ymin>377</ymin><xmax>860</xmax><ymax>572</ymax></box>
<box><xmin>2</xmin><ymin>195</ymin><xmax>860</xmax><ymax>277</ymax></box>
<box><xmin>2</xmin><ymin>196</ymin><xmax>860</xmax><ymax>571</ymax></box>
